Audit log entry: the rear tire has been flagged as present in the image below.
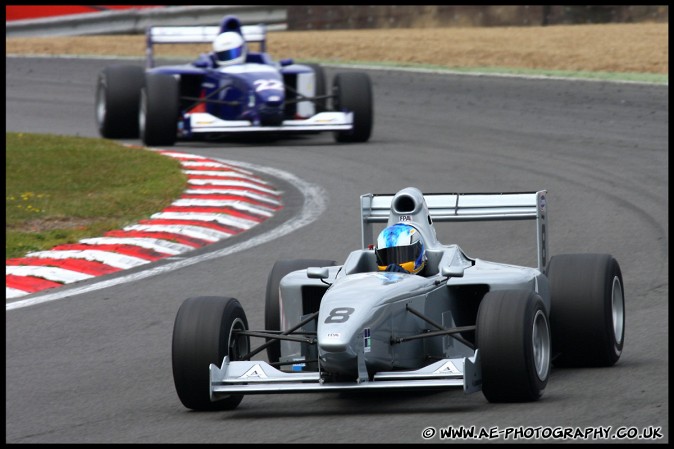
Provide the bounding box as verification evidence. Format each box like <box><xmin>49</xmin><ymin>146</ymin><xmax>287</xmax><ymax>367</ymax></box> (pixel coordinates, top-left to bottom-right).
<box><xmin>95</xmin><ymin>65</ymin><xmax>145</xmax><ymax>138</ymax></box>
<box><xmin>140</xmin><ymin>73</ymin><xmax>180</xmax><ymax>147</ymax></box>
<box><xmin>332</xmin><ymin>72</ymin><xmax>373</xmax><ymax>143</ymax></box>
<box><xmin>477</xmin><ymin>290</ymin><xmax>551</xmax><ymax>402</ymax></box>
<box><xmin>547</xmin><ymin>253</ymin><xmax>625</xmax><ymax>367</ymax></box>
<box><xmin>172</xmin><ymin>296</ymin><xmax>250</xmax><ymax>411</ymax></box>
<box><xmin>265</xmin><ymin>259</ymin><xmax>336</xmax><ymax>365</ymax></box>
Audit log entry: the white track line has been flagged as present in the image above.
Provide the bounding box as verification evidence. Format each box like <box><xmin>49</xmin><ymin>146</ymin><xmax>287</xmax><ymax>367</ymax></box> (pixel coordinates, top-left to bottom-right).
<box><xmin>149</xmin><ymin>212</ymin><xmax>259</xmax><ymax>229</ymax></box>
<box><xmin>180</xmin><ymin>160</ymin><xmax>253</xmax><ymax>172</ymax></box>
<box><xmin>170</xmin><ymin>199</ymin><xmax>275</xmax><ymax>216</ymax></box>
<box><xmin>183</xmin><ymin>170</ymin><xmax>271</xmax><ymax>182</ymax></box>
<box><xmin>23</xmin><ymin>250</ymin><xmax>149</xmax><ymax>269</ymax></box>
<box><xmin>123</xmin><ymin>224</ymin><xmax>232</xmax><ymax>242</ymax></box>
<box><xmin>7</xmin><ymin>266</ymin><xmax>94</xmax><ymax>283</ymax></box>
<box><xmin>183</xmin><ymin>189</ymin><xmax>282</xmax><ymax>205</ymax></box>
<box><xmin>187</xmin><ymin>178</ymin><xmax>281</xmax><ymax>194</ymax></box>
<box><xmin>6</xmin><ymin>288</ymin><xmax>28</xmax><ymax>299</ymax></box>
<box><xmin>78</xmin><ymin>237</ymin><xmax>193</xmax><ymax>255</ymax></box>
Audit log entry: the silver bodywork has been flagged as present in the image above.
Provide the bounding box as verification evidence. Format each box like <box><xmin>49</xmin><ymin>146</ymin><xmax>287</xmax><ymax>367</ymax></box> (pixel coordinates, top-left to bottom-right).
<box><xmin>211</xmin><ymin>187</ymin><xmax>549</xmax><ymax>397</ymax></box>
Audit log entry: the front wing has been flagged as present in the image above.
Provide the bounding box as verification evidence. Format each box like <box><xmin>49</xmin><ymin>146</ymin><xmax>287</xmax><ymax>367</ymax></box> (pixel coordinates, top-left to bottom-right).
<box><xmin>209</xmin><ymin>350</ymin><xmax>482</xmax><ymax>400</ymax></box>
<box><xmin>186</xmin><ymin>111</ymin><xmax>353</xmax><ymax>134</ymax></box>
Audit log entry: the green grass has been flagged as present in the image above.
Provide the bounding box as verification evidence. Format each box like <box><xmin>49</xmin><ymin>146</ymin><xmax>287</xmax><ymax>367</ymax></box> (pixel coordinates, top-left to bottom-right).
<box><xmin>297</xmin><ymin>58</ymin><xmax>669</xmax><ymax>85</ymax></box>
<box><xmin>6</xmin><ymin>133</ymin><xmax>187</xmax><ymax>259</ymax></box>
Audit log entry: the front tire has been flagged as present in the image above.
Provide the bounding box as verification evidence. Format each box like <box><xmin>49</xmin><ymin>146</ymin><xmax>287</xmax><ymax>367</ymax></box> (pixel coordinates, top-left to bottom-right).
<box><xmin>332</xmin><ymin>72</ymin><xmax>373</xmax><ymax>143</ymax></box>
<box><xmin>477</xmin><ymin>290</ymin><xmax>551</xmax><ymax>402</ymax></box>
<box><xmin>140</xmin><ymin>73</ymin><xmax>180</xmax><ymax>147</ymax></box>
<box><xmin>172</xmin><ymin>296</ymin><xmax>250</xmax><ymax>411</ymax></box>
<box><xmin>547</xmin><ymin>253</ymin><xmax>625</xmax><ymax>367</ymax></box>
<box><xmin>95</xmin><ymin>65</ymin><xmax>145</xmax><ymax>138</ymax></box>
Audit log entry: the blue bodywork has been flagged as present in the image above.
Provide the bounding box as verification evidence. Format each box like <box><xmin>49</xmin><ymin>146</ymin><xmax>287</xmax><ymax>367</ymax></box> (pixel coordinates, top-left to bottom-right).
<box><xmin>146</xmin><ymin>15</ymin><xmax>316</xmax><ymax>136</ymax></box>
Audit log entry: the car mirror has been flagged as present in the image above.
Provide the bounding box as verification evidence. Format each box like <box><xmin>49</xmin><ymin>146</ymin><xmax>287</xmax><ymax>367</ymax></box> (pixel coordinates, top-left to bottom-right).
<box><xmin>307</xmin><ymin>267</ymin><xmax>329</xmax><ymax>279</ymax></box>
<box><xmin>441</xmin><ymin>265</ymin><xmax>464</xmax><ymax>278</ymax></box>
<box><xmin>279</xmin><ymin>58</ymin><xmax>294</xmax><ymax>66</ymax></box>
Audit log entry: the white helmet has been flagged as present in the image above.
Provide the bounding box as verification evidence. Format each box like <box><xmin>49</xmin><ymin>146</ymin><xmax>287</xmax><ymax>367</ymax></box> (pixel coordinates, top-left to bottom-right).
<box><xmin>213</xmin><ymin>31</ymin><xmax>246</xmax><ymax>66</ymax></box>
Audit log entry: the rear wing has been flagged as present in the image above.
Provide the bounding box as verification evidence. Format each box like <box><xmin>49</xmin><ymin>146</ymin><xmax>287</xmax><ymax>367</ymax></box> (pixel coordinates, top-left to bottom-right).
<box><xmin>360</xmin><ymin>190</ymin><xmax>548</xmax><ymax>272</ymax></box>
<box><xmin>145</xmin><ymin>24</ymin><xmax>267</xmax><ymax>68</ymax></box>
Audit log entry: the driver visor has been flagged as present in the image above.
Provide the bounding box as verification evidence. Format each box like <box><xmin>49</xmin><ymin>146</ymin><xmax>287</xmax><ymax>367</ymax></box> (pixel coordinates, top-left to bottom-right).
<box><xmin>375</xmin><ymin>241</ymin><xmax>422</xmax><ymax>267</ymax></box>
<box><xmin>216</xmin><ymin>46</ymin><xmax>243</xmax><ymax>62</ymax></box>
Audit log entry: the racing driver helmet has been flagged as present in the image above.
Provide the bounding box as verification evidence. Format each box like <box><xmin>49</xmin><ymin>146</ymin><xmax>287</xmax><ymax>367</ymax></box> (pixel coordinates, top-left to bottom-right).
<box><xmin>213</xmin><ymin>31</ymin><xmax>247</xmax><ymax>66</ymax></box>
<box><xmin>375</xmin><ymin>223</ymin><xmax>427</xmax><ymax>274</ymax></box>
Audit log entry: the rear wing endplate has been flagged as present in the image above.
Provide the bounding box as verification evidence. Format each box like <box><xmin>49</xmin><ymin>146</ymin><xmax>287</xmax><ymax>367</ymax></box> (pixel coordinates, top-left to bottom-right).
<box><xmin>360</xmin><ymin>191</ymin><xmax>548</xmax><ymax>272</ymax></box>
<box><xmin>146</xmin><ymin>24</ymin><xmax>267</xmax><ymax>68</ymax></box>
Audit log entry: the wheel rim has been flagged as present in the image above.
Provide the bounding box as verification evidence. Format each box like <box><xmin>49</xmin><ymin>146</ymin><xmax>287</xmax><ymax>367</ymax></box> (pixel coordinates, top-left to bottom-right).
<box><xmin>532</xmin><ymin>310</ymin><xmax>551</xmax><ymax>381</ymax></box>
<box><xmin>95</xmin><ymin>87</ymin><xmax>106</xmax><ymax>126</ymax></box>
<box><xmin>228</xmin><ymin>317</ymin><xmax>249</xmax><ymax>361</ymax></box>
<box><xmin>612</xmin><ymin>276</ymin><xmax>625</xmax><ymax>346</ymax></box>
<box><xmin>139</xmin><ymin>90</ymin><xmax>147</xmax><ymax>138</ymax></box>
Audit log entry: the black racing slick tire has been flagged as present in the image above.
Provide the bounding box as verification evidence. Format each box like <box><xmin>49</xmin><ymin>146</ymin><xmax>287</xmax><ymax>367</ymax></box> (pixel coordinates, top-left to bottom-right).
<box><xmin>139</xmin><ymin>73</ymin><xmax>180</xmax><ymax>147</ymax></box>
<box><xmin>95</xmin><ymin>65</ymin><xmax>145</xmax><ymax>138</ymax></box>
<box><xmin>264</xmin><ymin>259</ymin><xmax>336</xmax><ymax>365</ymax></box>
<box><xmin>547</xmin><ymin>253</ymin><xmax>625</xmax><ymax>367</ymax></box>
<box><xmin>477</xmin><ymin>290</ymin><xmax>551</xmax><ymax>403</ymax></box>
<box><xmin>332</xmin><ymin>72</ymin><xmax>373</xmax><ymax>143</ymax></box>
<box><xmin>172</xmin><ymin>296</ymin><xmax>250</xmax><ymax>411</ymax></box>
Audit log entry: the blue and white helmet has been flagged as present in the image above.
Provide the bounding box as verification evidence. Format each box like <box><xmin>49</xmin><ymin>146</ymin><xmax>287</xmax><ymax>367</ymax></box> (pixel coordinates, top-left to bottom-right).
<box><xmin>375</xmin><ymin>223</ymin><xmax>427</xmax><ymax>274</ymax></box>
<box><xmin>213</xmin><ymin>31</ymin><xmax>246</xmax><ymax>66</ymax></box>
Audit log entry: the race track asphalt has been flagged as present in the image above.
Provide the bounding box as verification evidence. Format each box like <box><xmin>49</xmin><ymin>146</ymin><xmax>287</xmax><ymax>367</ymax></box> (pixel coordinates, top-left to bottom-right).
<box><xmin>5</xmin><ymin>56</ymin><xmax>668</xmax><ymax>443</ymax></box>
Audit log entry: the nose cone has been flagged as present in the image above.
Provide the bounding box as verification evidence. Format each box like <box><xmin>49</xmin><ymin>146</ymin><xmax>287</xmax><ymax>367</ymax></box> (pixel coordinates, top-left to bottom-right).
<box><xmin>257</xmin><ymin>90</ymin><xmax>284</xmax><ymax>126</ymax></box>
<box><xmin>258</xmin><ymin>89</ymin><xmax>284</xmax><ymax>107</ymax></box>
<box><xmin>316</xmin><ymin>272</ymin><xmax>432</xmax><ymax>377</ymax></box>
<box><xmin>318</xmin><ymin>311</ymin><xmax>361</xmax><ymax>376</ymax></box>
<box><xmin>318</xmin><ymin>327</ymin><xmax>361</xmax><ymax>378</ymax></box>
<box><xmin>317</xmin><ymin>272</ymin><xmax>414</xmax><ymax>353</ymax></box>
<box><xmin>317</xmin><ymin>275</ymin><xmax>375</xmax><ymax>350</ymax></box>
<box><xmin>319</xmin><ymin>331</ymin><xmax>352</xmax><ymax>353</ymax></box>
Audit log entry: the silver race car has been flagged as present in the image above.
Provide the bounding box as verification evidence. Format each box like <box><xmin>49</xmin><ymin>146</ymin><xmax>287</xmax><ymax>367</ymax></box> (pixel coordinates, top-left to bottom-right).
<box><xmin>171</xmin><ymin>187</ymin><xmax>625</xmax><ymax>410</ymax></box>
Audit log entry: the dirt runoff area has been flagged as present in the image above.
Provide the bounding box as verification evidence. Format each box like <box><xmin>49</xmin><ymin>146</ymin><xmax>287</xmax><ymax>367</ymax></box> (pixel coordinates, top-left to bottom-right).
<box><xmin>6</xmin><ymin>22</ymin><xmax>668</xmax><ymax>75</ymax></box>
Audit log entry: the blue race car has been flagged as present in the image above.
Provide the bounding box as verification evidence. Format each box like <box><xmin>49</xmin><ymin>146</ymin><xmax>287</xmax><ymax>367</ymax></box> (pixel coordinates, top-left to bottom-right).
<box><xmin>95</xmin><ymin>15</ymin><xmax>373</xmax><ymax>146</ymax></box>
